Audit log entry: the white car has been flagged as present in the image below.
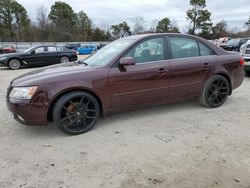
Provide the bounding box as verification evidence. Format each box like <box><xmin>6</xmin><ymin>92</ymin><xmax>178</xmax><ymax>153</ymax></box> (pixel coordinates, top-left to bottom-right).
<box><xmin>240</xmin><ymin>40</ymin><xmax>250</xmax><ymax>76</ymax></box>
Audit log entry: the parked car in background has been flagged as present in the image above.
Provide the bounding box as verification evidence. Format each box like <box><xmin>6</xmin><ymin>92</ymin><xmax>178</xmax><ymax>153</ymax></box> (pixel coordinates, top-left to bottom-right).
<box><xmin>6</xmin><ymin>33</ymin><xmax>245</xmax><ymax>135</ymax></box>
<box><xmin>0</xmin><ymin>45</ymin><xmax>16</xmax><ymax>54</ymax></box>
<box><xmin>216</xmin><ymin>37</ymin><xmax>231</xmax><ymax>46</ymax></box>
<box><xmin>64</xmin><ymin>43</ymin><xmax>81</xmax><ymax>50</ymax></box>
<box><xmin>220</xmin><ymin>38</ymin><xmax>249</xmax><ymax>51</ymax></box>
<box><xmin>97</xmin><ymin>43</ymin><xmax>106</xmax><ymax>49</ymax></box>
<box><xmin>76</xmin><ymin>45</ymin><xmax>98</xmax><ymax>55</ymax></box>
<box><xmin>0</xmin><ymin>45</ymin><xmax>77</xmax><ymax>70</ymax></box>
<box><xmin>240</xmin><ymin>40</ymin><xmax>250</xmax><ymax>76</ymax></box>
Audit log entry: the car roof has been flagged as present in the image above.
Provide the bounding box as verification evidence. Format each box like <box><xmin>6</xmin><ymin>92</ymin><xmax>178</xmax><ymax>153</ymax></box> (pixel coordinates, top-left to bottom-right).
<box><xmin>123</xmin><ymin>33</ymin><xmax>228</xmax><ymax>56</ymax></box>
<box><xmin>124</xmin><ymin>33</ymin><xmax>200</xmax><ymax>39</ymax></box>
<box><xmin>32</xmin><ymin>45</ymin><xmax>57</xmax><ymax>47</ymax></box>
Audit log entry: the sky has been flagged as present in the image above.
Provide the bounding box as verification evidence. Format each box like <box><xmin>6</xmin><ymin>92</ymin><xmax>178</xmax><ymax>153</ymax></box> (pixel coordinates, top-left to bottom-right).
<box><xmin>17</xmin><ymin>0</ymin><xmax>250</xmax><ymax>32</ymax></box>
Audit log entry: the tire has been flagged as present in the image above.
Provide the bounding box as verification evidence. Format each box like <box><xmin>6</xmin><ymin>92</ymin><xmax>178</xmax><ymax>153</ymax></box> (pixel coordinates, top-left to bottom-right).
<box><xmin>60</xmin><ymin>56</ymin><xmax>70</xmax><ymax>64</ymax></box>
<box><xmin>8</xmin><ymin>59</ymin><xmax>21</xmax><ymax>70</ymax></box>
<box><xmin>53</xmin><ymin>91</ymin><xmax>100</xmax><ymax>135</ymax></box>
<box><xmin>199</xmin><ymin>75</ymin><xmax>230</xmax><ymax>108</ymax></box>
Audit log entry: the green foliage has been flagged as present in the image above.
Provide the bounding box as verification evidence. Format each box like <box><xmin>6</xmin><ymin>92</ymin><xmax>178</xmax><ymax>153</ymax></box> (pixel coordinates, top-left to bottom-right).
<box><xmin>186</xmin><ymin>0</ymin><xmax>212</xmax><ymax>35</ymax></box>
<box><xmin>156</xmin><ymin>17</ymin><xmax>179</xmax><ymax>33</ymax></box>
<box><xmin>245</xmin><ymin>16</ymin><xmax>250</xmax><ymax>29</ymax></box>
<box><xmin>211</xmin><ymin>21</ymin><xmax>228</xmax><ymax>39</ymax></box>
<box><xmin>48</xmin><ymin>1</ymin><xmax>76</xmax><ymax>29</ymax></box>
<box><xmin>76</xmin><ymin>11</ymin><xmax>92</xmax><ymax>33</ymax></box>
<box><xmin>0</xmin><ymin>0</ymin><xmax>30</xmax><ymax>41</ymax></box>
<box><xmin>75</xmin><ymin>11</ymin><xmax>92</xmax><ymax>41</ymax></box>
<box><xmin>0</xmin><ymin>0</ymin><xmax>248</xmax><ymax>41</ymax></box>
<box><xmin>110</xmin><ymin>22</ymin><xmax>131</xmax><ymax>39</ymax></box>
<box><xmin>91</xmin><ymin>27</ymin><xmax>110</xmax><ymax>41</ymax></box>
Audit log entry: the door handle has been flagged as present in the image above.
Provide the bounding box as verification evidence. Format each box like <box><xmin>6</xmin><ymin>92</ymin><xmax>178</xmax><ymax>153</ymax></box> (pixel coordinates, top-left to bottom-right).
<box><xmin>158</xmin><ymin>68</ymin><xmax>168</xmax><ymax>75</ymax></box>
<box><xmin>204</xmin><ymin>63</ymin><xmax>209</xmax><ymax>69</ymax></box>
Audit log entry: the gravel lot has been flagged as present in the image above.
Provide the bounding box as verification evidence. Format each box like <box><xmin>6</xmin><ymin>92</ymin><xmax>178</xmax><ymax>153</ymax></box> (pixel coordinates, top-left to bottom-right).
<box><xmin>0</xmin><ymin>64</ymin><xmax>250</xmax><ymax>188</ymax></box>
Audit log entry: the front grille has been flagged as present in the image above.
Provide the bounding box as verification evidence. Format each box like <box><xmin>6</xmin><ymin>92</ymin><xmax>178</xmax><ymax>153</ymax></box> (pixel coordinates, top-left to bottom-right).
<box><xmin>245</xmin><ymin>50</ymin><xmax>250</xmax><ymax>54</ymax></box>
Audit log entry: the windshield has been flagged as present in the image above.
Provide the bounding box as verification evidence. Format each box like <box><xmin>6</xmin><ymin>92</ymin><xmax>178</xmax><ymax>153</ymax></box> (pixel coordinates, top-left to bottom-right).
<box><xmin>83</xmin><ymin>39</ymin><xmax>135</xmax><ymax>67</ymax></box>
<box><xmin>24</xmin><ymin>46</ymin><xmax>36</xmax><ymax>53</ymax></box>
<box><xmin>227</xmin><ymin>39</ymin><xmax>240</xmax><ymax>46</ymax></box>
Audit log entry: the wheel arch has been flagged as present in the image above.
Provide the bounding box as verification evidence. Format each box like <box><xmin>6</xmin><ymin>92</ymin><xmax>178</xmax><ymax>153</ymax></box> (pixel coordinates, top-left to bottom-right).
<box><xmin>7</xmin><ymin>57</ymin><xmax>23</xmax><ymax>66</ymax></box>
<box><xmin>47</xmin><ymin>88</ymin><xmax>104</xmax><ymax>122</ymax></box>
<box><xmin>61</xmin><ymin>55</ymin><xmax>70</xmax><ymax>59</ymax></box>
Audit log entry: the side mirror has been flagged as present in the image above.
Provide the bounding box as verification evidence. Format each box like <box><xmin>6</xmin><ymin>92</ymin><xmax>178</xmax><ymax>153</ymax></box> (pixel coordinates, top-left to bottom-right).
<box><xmin>30</xmin><ymin>50</ymin><xmax>35</xmax><ymax>54</ymax></box>
<box><xmin>119</xmin><ymin>57</ymin><xmax>135</xmax><ymax>66</ymax></box>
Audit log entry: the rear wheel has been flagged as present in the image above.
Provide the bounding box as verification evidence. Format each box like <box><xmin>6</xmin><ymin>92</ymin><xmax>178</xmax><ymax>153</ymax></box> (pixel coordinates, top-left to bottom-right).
<box><xmin>8</xmin><ymin>59</ymin><xmax>21</xmax><ymax>70</ymax></box>
<box><xmin>199</xmin><ymin>75</ymin><xmax>230</xmax><ymax>108</ymax></box>
<box><xmin>53</xmin><ymin>91</ymin><xmax>100</xmax><ymax>135</ymax></box>
<box><xmin>60</xmin><ymin>56</ymin><xmax>69</xmax><ymax>64</ymax></box>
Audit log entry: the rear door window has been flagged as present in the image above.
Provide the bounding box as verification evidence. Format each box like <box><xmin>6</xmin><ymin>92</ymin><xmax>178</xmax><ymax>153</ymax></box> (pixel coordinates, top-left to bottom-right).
<box><xmin>169</xmin><ymin>37</ymin><xmax>199</xmax><ymax>59</ymax></box>
<box><xmin>169</xmin><ymin>37</ymin><xmax>214</xmax><ymax>59</ymax></box>
<box><xmin>47</xmin><ymin>46</ymin><xmax>57</xmax><ymax>52</ymax></box>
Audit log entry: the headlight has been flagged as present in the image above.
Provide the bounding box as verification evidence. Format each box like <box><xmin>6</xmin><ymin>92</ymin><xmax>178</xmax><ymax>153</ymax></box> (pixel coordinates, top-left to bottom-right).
<box><xmin>9</xmin><ymin>86</ymin><xmax>38</xmax><ymax>99</ymax></box>
<box><xmin>0</xmin><ymin>57</ymin><xmax>7</xmax><ymax>61</ymax></box>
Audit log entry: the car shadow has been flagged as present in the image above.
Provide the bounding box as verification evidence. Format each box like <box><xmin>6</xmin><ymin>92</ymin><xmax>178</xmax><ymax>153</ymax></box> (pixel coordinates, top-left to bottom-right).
<box><xmin>15</xmin><ymin>100</ymin><xmax>202</xmax><ymax>137</ymax></box>
<box><xmin>97</xmin><ymin>100</ymin><xmax>201</xmax><ymax>126</ymax></box>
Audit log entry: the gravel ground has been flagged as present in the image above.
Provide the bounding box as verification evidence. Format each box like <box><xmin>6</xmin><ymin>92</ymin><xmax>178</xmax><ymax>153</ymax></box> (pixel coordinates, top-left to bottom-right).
<box><xmin>0</xmin><ymin>65</ymin><xmax>250</xmax><ymax>188</ymax></box>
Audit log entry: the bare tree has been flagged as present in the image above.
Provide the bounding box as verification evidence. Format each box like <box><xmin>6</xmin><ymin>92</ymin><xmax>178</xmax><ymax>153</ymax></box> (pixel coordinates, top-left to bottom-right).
<box><xmin>149</xmin><ymin>19</ymin><xmax>158</xmax><ymax>32</ymax></box>
<box><xmin>37</xmin><ymin>5</ymin><xmax>48</xmax><ymax>28</ymax></box>
<box><xmin>132</xmin><ymin>17</ymin><xmax>146</xmax><ymax>34</ymax></box>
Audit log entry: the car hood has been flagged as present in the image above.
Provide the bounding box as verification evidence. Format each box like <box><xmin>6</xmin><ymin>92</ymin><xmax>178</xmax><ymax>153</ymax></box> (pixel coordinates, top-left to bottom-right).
<box><xmin>0</xmin><ymin>53</ymin><xmax>24</xmax><ymax>58</ymax></box>
<box><xmin>11</xmin><ymin>62</ymin><xmax>98</xmax><ymax>86</ymax></box>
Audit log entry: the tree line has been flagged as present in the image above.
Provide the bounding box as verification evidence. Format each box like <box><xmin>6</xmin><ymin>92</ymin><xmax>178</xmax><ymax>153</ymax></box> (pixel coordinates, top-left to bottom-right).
<box><xmin>0</xmin><ymin>0</ymin><xmax>250</xmax><ymax>42</ymax></box>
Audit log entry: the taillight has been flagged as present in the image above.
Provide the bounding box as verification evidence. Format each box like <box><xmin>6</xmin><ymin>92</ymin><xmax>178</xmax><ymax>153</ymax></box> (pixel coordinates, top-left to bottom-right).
<box><xmin>240</xmin><ymin>57</ymin><xmax>245</xmax><ymax>66</ymax></box>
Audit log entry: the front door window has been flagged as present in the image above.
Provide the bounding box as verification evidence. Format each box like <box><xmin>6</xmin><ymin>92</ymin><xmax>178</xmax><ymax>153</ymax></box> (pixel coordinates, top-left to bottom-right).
<box><xmin>126</xmin><ymin>38</ymin><xmax>164</xmax><ymax>64</ymax></box>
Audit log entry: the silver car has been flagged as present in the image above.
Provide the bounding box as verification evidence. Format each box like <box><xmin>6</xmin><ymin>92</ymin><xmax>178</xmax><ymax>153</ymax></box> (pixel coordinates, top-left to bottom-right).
<box><xmin>240</xmin><ymin>40</ymin><xmax>250</xmax><ymax>76</ymax></box>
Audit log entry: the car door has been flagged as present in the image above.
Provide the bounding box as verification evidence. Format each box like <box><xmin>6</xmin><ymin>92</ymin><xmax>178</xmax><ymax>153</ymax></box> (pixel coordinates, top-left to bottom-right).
<box><xmin>168</xmin><ymin>36</ymin><xmax>213</xmax><ymax>99</ymax></box>
<box><xmin>108</xmin><ymin>37</ymin><xmax>170</xmax><ymax>109</ymax></box>
<box><xmin>22</xmin><ymin>46</ymin><xmax>47</xmax><ymax>66</ymax></box>
<box><xmin>44</xmin><ymin>46</ymin><xmax>61</xmax><ymax>65</ymax></box>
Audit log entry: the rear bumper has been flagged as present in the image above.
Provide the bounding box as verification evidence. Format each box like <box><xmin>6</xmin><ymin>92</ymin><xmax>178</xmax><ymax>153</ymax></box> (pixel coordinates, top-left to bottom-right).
<box><xmin>6</xmin><ymin>97</ymin><xmax>48</xmax><ymax>126</ymax></box>
<box><xmin>243</xmin><ymin>56</ymin><xmax>250</xmax><ymax>61</ymax></box>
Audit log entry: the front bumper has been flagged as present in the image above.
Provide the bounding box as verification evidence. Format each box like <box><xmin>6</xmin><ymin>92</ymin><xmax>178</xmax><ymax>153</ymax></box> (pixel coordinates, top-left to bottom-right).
<box><xmin>0</xmin><ymin>59</ymin><xmax>8</xmax><ymax>66</ymax></box>
<box><xmin>6</xmin><ymin>93</ymin><xmax>48</xmax><ymax>126</ymax></box>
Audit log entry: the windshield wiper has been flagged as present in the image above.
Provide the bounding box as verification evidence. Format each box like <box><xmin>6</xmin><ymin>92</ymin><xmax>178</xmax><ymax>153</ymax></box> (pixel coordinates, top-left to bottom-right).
<box><xmin>76</xmin><ymin>60</ymin><xmax>88</xmax><ymax>66</ymax></box>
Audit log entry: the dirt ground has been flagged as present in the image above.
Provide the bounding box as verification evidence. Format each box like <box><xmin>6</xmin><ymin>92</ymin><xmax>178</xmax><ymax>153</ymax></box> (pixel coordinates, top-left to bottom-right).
<box><xmin>0</xmin><ymin>64</ymin><xmax>250</xmax><ymax>188</ymax></box>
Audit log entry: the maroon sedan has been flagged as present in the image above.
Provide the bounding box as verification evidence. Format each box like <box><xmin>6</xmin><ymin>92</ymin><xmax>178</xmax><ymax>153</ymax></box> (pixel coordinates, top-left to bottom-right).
<box><xmin>0</xmin><ymin>45</ymin><xmax>16</xmax><ymax>54</ymax></box>
<box><xmin>6</xmin><ymin>34</ymin><xmax>245</xmax><ymax>135</ymax></box>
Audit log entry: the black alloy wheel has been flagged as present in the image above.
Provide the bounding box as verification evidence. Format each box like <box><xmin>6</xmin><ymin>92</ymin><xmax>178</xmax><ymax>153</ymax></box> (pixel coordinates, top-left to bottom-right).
<box><xmin>53</xmin><ymin>91</ymin><xmax>100</xmax><ymax>135</ymax></box>
<box><xmin>199</xmin><ymin>75</ymin><xmax>230</xmax><ymax>108</ymax></box>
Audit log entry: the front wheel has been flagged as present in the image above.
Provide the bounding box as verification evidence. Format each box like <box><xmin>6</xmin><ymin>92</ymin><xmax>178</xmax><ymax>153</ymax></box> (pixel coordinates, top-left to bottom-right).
<box><xmin>199</xmin><ymin>75</ymin><xmax>230</xmax><ymax>108</ymax></box>
<box><xmin>53</xmin><ymin>91</ymin><xmax>100</xmax><ymax>135</ymax></box>
<box><xmin>8</xmin><ymin>59</ymin><xmax>21</xmax><ymax>70</ymax></box>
